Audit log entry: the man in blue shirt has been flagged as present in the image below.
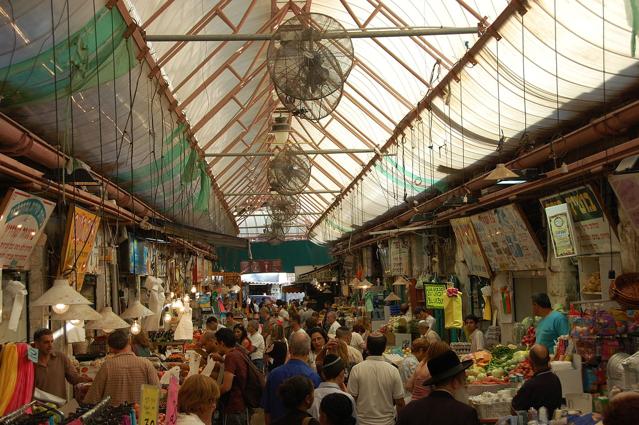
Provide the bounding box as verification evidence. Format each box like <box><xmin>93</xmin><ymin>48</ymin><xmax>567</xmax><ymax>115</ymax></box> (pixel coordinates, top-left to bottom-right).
<box><xmin>532</xmin><ymin>293</ymin><xmax>570</xmax><ymax>353</ymax></box>
<box><xmin>262</xmin><ymin>331</ymin><xmax>321</xmax><ymax>424</ymax></box>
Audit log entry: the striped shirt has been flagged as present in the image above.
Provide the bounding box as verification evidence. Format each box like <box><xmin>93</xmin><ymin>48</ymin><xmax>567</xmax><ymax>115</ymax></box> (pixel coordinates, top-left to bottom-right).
<box><xmin>84</xmin><ymin>352</ymin><xmax>159</xmax><ymax>406</ymax></box>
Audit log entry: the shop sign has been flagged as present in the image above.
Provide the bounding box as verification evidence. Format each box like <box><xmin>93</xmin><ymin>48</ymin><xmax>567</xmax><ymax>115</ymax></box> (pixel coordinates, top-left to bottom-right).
<box><xmin>545</xmin><ymin>203</ymin><xmax>578</xmax><ymax>258</ymax></box>
<box><xmin>540</xmin><ymin>185</ymin><xmax>618</xmax><ymax>254</ymax></box>
<box><xmin>389</xmin><ymin>238</ymin><xmax>410</xmax><ymax>276</ymax></box>
<box><xmin>425</xmin><ymin>284</ymin><xmax>446</xmax><ymax>309</ymax></box>
<box><xmin>450</xmin><ymin>217</ymin><xmax>491</xmax><ymax>278</ymax></box>
<box><xmin>471</xmin><ymin>204</ymin><xmax>545</xmax><ymax>271</ymax></box>
<box><xmin>0</xmin><ymin>189</ymin><xmax>55</xmax><ymax>269</ymax></box>
<box><xmin>609</xmin><ymin>173</ymin><xmax>639</xmax><ymax>232</ymax></box>
<box><xmin>240</xmin><ymin>259</ymin><xmax>282</xmax><ymax>273</ymax></box>
<box><xmin>60</xmin><ymin>206</ymin><xmax>100</xmax><ymax>290</ymax></box>
<box><xmin>140</xmin><ymin>384</ymin><xmax>160</xmax><ymax>425</ymax></box>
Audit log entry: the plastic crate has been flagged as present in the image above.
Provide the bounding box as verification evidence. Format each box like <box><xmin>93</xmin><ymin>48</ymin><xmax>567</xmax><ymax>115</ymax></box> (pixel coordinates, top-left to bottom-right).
<box><xmin>472</xmin><ymin>401</ymin><xmax>513</xmax><ymax>419</ymax></box>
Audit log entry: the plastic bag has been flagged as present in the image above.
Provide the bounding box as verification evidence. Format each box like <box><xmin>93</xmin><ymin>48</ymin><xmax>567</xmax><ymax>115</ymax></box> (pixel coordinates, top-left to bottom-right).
<box><xmin>444</xmin><ymin>290</ymin><xmax>463</xmax><ymax>329</ymax></box>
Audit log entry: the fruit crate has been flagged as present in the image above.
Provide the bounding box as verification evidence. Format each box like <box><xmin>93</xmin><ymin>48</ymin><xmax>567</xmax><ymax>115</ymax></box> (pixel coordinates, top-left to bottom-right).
<box><xmin>472</xmin><ymin>400</ymin><xmax>512</xmax><ymax>419</ymax></box>
<box><xmin>450</xmin><ymin>342</ymin><xmax>471</xmax><ymax>356</ymax></box>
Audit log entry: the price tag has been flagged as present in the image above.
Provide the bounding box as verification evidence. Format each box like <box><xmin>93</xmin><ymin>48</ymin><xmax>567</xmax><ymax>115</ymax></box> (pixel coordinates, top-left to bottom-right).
<box><xmin>27</xmin><ymin>346</ymin><xmax>39</xmax><ymax>363</ymax></box>
<box><xmin>165</xmin><ymin>376</ymin><xmax>179</xmax><ymax>425</ymax></box>
<box><xmin>140</xmin><ymin>384</ymin><xmax>160</xmax><ymax>425</ymax></box>
<box><xmin>425</xmin><ymin>284</ymin><xmax>446</xmax><ymax>309</ymax></box>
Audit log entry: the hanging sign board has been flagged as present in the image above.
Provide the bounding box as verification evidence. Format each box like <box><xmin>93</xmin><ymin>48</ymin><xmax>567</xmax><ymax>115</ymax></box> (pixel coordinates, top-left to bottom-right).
<box><xmin>388</xmin><ymin>238</ymin><xmax>410</xmax><ymax>276</ymax></box>
<box><xmin>128</xmin><ymin>239</ymin><xmax>149</xmax><ymax>275</ymax></box>
<box><xmin>0</xmin><ymin>189</ymin><xmax>55</xmax><ymax>269</ymax></box>
<box><xmin>140</xmin><ymin>384</ymin><xmax>160</xmax><ymax>425</ymax></box>
<box><xmin>608</xmin><ymin>174</ymin><xmax>639</xmax><ymax>232</ymax></box>
<box><xmin>545</xmin><ymin>203</ymin><xmax>578</xmax><ymax>258</ymax></box>
<box><xmin>540</xmin><ymin>185</ymin><xmax>618</xmax><ymax>254</ymax></box>
<box><xmin>425</xmin><ymin>284</ymin><xmax>446</xmax><ymax>309</ymax></box>
<box><xmin>60</xmin><ymin>206</ymin><xmax>100</xmax><ymax>290</ymax></box>
<box><xmin>240</xmin><ymin>259</ymin><xmax>282</xmax><ymax>273</ymax></box>
<box><xmin>450</xmin><ymin>217</ymin><xmax>491</xmax><ymax>278</ymax></box>
<box><xmin>471</xmin><ymin>204</ymin><xmax>545</xmax><ymax>271</ymax></box>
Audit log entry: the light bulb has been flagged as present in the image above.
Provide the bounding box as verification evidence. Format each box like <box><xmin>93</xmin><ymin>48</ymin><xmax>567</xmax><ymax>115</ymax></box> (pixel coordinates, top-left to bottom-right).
<box><xmin>131</xmin><ymin>320</ymin><xmax>141</xmax><ymax>335</ymax></box>
<box><xmin>170</xmin><ymin>291</ymin><xmax>175</xmax><ymax>298</ymax></box>
<box><xmin>171</xmin><ymin>299</ymin><xmax>180</xmax><ymax>309</ymax></box>
<box><xmin>69</xmin><ymin>319</ymin><xmax>83</xmax><ymax>326</ymax></box>
<box><xmin>102</xmin><ymin>328</ymin><xmax>114</xmax><ymax>334</ymax></box>
<box><xmin>182</xmin><ymin>294</ymin><xmax>190</xmax><ymax>303</ymax></box>
<box><xmin>163</xmin><ymin>312</ymin><xmax>172</xmax><ymax>323</ymax></box>
<box><xmin>190</xmin><ymin>285</ymin><xmax>197</xmax><ymax>293</ymax></box>
<box><xmin>52</xmin><ymin>303</ymin><xmax>69</xmax><ymax>314</ymax></box>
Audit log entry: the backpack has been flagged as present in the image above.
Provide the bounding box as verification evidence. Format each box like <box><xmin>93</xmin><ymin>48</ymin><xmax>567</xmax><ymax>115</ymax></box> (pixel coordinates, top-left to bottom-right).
<box><xmin>237</xmin><ymin>347</ymin><xmax>265</xmax><ymax>408</ymax></box>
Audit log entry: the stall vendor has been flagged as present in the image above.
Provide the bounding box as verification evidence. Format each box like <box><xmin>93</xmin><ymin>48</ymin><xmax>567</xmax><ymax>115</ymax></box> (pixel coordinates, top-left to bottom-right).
<box><xmin>464</xmin><ymin>315</ymin><xmax>485</xmax><ymax>353</ymax></box>
<box><xmin>511</xmin><ymin>344</ymin><xmax>562</xmax><ymax>418</ymax></box>
<box><xmin>532</xmin><ymin>293</ymin><xmax>569</xmax><ymax>353</ymax></box>
<box><xmin>33</xmin><ymin>328</ymin><xmax>92</xmax><ymax>400</ymax></box>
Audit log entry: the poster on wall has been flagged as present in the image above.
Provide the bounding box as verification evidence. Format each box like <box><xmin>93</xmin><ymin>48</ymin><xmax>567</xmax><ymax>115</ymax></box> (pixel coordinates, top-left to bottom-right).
<box><xmin>240</xmin><ymin>259</ymin><xmax>282</xmax><ymax>274</ymax></box>
<box><xmin>545</xmin><ymin>203</ymin><xmax>578</xmax><ymax>258</ymax></box>
<box><xmin>388</xmin><ymin>238</ymin><xmax>410</xmax><ymax>276</ymax></box>
<box><xmin>471</xmin><ymin>204</ymin><xmax>545</xmax><ymax>271</ymax></box>
<box><xmin>129</xmin><ymin>239</ymin><xmax>149</xmax><ymax>276</ymax></box>
<box><xmin>0</xmin><ymin>189</ymin><xmax>55</xmax><ymax>269</ymax></box>
<box><xmin>540</xmin><ymin>185</ymin><xmax>619</xmax><ymax>254</ymax></box>
<box><xmin>450</xmin><ymin>218</ymin><xmax>491</xmax><ymax>278</ymax></box>
<box><xmin>60</xmin><ymin>206</ymin><xmax>101</xmax><ymax>290</ymax></box>
<box><xmin>609</xmin><ymin>174</ymin><xmax>639</xmax><ymax>232</ymax></box>
<box><xmin>425</xmin><ymin>283</ymin><xmax>446</xmax><ymax>309</ymax></box>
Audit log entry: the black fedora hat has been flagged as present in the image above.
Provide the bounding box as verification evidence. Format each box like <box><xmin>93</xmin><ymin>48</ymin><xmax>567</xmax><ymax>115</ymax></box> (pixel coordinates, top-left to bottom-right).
<box><xmin>423</xmin><ymin>349</ymin><xmax>473</xmax><ymax>386</ymax></box>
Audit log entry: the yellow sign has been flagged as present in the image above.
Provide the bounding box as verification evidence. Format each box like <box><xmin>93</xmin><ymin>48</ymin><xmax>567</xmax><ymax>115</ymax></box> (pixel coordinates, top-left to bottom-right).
<box><xmin>59</xmin><ymin>206</ymin><xmax>100</xmax><ymax>290</ymax></box>
<box><xmin>425</xmin><ymin>284</ymin><xmax>446</xmax><ymax>309</ymax></box>
<box><xmin>139</xmin><ymin>384</ymin><xmax>160</xmax><ymax>425</ymax></box>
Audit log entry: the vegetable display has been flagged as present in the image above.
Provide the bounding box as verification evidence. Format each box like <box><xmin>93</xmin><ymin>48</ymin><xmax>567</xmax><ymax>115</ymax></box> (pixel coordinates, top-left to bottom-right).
<box><xmin>465</xmin><ymin>345</ymin><xmax>531</xmax><ymax>385</ymax></box>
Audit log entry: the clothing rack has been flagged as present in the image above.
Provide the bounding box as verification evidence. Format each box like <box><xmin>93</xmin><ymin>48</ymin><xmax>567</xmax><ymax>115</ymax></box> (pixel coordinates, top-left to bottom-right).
<box><xmin>0</xmin><ymin>400</ymin><xmax>64</xmax><ymax>424</ymax></box>
<box><xmin>80</xmin><ymin>396</ymin><xmax>111</xmax><ymax>421</ymax></box>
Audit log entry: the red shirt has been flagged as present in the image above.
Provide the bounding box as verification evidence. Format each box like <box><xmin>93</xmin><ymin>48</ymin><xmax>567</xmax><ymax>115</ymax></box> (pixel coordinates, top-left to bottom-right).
<box><xmin>223</xmin><ymin>348</ymin><xmax>248</xmax><ymax>413</ymax></box>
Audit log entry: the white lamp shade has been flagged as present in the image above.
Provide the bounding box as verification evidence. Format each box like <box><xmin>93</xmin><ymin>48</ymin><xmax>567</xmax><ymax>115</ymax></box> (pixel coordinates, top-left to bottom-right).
<box><xmin>356</xmin><ymin>278</ymin><xmax>372</xmax><ymax>289</ymax></box>
<box><xmin>120</xmin><ymin>300</ymin><xmax>154</xmax><ymax>319</ymax></box>
<box><xmin>384</xmin><ymin>293</ymin><xmax>401</xmax><ymax>302</ymax></box>
<box><xmin>485</xmin><ymin>163</ymin><xmax>519</xmax><ymax>181</ymax></box>
<box><xmin>349</xmin><ymin>278</ymin><xmax>361</xmax><ymax>287</ymax></box>
<box><xmin>52</xmin><ymin>304</ymin><xmax>102</xmax><ymax>321</ymax></box>
<box><xmin>86</xmin><ymin>307</ymin><xmax>130</xmax><ymax>330</ymax></box>
<box><xmin>230</xmin><ymin>285</ymin><xmax>241</xmax><ymax>293</ymax></box>
<box><xmin>393</xmin><ymin>276</ymin><xmax>410</xmax><ymax>286</ymax></box>
<box><xmin>31</xmin><ymin>279</ymin><xmax>92</xmax><ymax>308</ymax></box>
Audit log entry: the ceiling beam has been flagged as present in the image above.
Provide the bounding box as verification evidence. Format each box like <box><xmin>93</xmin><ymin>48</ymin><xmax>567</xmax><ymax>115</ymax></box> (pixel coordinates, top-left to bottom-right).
<box><xmin>141</xmin><ymin>0</ymin><xmax>175</xmax><ymax>30</ymax></box>
<box><xmin>205</xmin><ymin>148</ymin><xmax>379</xmax><ymax>157</ymax></box>
<box><xmin>225</xmin><ymin>190</ymin><xmax>341</xmax><ymax>196</ymax></box>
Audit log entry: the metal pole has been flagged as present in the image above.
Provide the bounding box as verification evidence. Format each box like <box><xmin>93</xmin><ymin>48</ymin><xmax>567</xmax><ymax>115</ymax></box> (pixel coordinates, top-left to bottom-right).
<box><xmin>205</xmin><ymin>148</ymin><xmax>379</xmax><ymax>158</ymax></box>
<box><xmin>225</xmin><ymin>190</ymin><xmax>341</xmax><ymax>196</ymax></box>
<box><xmin>145</xmin><ymin>26</ymin><xmax>479</xmax><ymax>42</ymax></box>
<box><xmin>242</xmin><ymin>212</ymin><xmax>324</xmax><ymax>217</ymax></box>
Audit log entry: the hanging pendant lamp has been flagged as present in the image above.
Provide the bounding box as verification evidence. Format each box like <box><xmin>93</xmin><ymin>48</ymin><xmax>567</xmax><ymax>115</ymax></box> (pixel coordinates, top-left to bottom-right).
<box><xmin>120</xmin><ymin>300</ymin><xmax>154</xmax><ymax>320</ymax></box>
<box><xmin>384</xmin><ymin>293</ymin><xmax>401</xmax><ymax>302</ymax></box>
<box><xmin>393</xmin><ymin>276</ymin><xmax>410</xmax><ymax>286</ymax></box>
<box><xmin>86</xmin><ymin>307</ymin><xmax>130</xmax><ymax>331</ymax></box>
<box><xmin>484</xmin><ymin>163</ymin><xmax>519</xmax><ymax>181</ymax></box>
<box><xmin>52</xmin><ymin>304</ymin><xmax>102</xmax><ymax>321</ymax></box>
<box><xmin>31</xmin><ymin>278</ymin><xmax>91</xmax><ymax>314</ymax></box>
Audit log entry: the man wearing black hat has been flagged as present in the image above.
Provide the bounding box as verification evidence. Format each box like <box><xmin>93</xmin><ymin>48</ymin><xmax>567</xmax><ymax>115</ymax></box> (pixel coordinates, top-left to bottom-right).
<box><xmin>396</xmin><ymin>349</ymin><xmax>480</xmax><ymax>425</ymax></box>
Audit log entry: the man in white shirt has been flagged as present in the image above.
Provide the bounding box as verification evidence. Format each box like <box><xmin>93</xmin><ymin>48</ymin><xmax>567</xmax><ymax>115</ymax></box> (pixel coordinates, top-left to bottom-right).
<box><xmin>336</xmin><ymin>326</ymin><xmax>363</xmax><ymax>366</ymax></box>
<box><xmin>288</xmin><ymin>313</ymin><xmax>308</xmax><ymax>342</ymax></box>
<box><xmin>464</xmin><ymin>315</ymin><xmax>485</xmax><ymax>353</ymax></box>
<box><xmin>326</xmin><ymin>311</ymin><xmax>341</xmax><ymax>337</ymax></box>
<box><xmin>247</xmin><ymin>320</ymin><xmax>265</xmax><ymax>372</ymax></box>
<box><xmin>348</xmin><ymin>333</ymin><xmax>405</xmax><ymax>425</ymax></box>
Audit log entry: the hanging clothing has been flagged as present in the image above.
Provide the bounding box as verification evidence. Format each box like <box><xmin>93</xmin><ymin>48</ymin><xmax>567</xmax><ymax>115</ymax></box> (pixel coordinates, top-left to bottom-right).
<box><xmin>6</xmin><ymin>343</ymin><xmax>35</xmax><ymax>414</ymax></box>
<box><xmin>0</xmin><ymin>343</ymin><xmax>19</xmax><ymax>414</ymax></box>
<box><xmin>143</xmin><ymin>277</ymin><xmax>165</xmax><ymax>332</ymax></box>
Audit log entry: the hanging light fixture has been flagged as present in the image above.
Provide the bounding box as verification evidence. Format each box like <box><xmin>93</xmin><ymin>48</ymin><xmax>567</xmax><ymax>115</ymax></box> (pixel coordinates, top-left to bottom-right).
<box><xmin>130</xmin><ymin>320</ymin><xmax>142</xmax><ymax>335</ymax></box>
<box><xmin>32</xmin><ymin>278</ymin><xmax>92</xmax><ymax>314</ymax></box>
<box><xmin>120</xmin><ymin>300</ymin><xmax>154</xmax><ymax>320</ymax></box>
<box><xmin>52</xmin><ymin>304</ymin><xmax>102</xmax><ymax>322</ymax></box>
<box><xmin>86</xmin><ymin>307</ymin><xmax>130</xmax><ymax>332</ymax></box>
<box><xmin>384</xmin><ymin>293</ymin><xmax>401</xmax><ymax>302</ymax></box>
<box><xmin>190</xmin><ymin>284</ymin><xmax>197</xmax><ymax>294</ymax></box>
<box><xmin>163</xmin><ymin>311</ymin><xmax>172</xmax><ymax>323</ymax></box>
<box><xmin>182</xmin><ymin>294</ymin><xmax>191</xmax><ymax>304</ymax></box>
<box><xmin>230</xmin><ymin>285</ymin><xmax>241</xmax><ymax>293</ymax></box>
<box><xmin>393</xmin><ymin>276</ymin><xmax>410</xmax><ymax>286</ymax></box>
<box><xmin>484</xmin><ymin>163</ymin><xmax>519</xmax><ymax>181</ymax></box>
<box><xmin>271</xmin><ymin>116</ymin><xmax>290</xmax><ymax>145</ymax></box>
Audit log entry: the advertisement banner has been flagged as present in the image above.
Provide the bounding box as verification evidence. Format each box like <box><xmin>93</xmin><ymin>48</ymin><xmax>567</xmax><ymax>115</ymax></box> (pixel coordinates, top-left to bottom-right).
<box><xmin>60</xmin><ymin>206</ymin><xmax>100</xmax><ymax>289</ymax></box>
<box><xmin>129</xmin><ymin>239</ymin><xmax>149</xmax><ymax>276</ymax></box>
<box><xmin>540</xmin><ymin>185</ymin><xmax>619</xmax><ymax>254</ymax></box>
<box><xmin>0</xmin><ymin>189</ymin><xmax>55</xmax><ymax>269</ymax></box>
<box><xmin>240</xmin><ymin>259</ymin><xmax>282</xmax><ymax>274</ymax></box>
<box><xmin>425</xmin><ymin>284</ymin><xmax>446</xmax><ymax>309</ymax></box>
<box><xmin>471</xmin><ymin>204</ymin><xmax>545</xmax><ymax>271</ymax></box>
<box><xmin>545</xmin><ymin>203</ymin><xmax>578</xmax><ymax>258</ymax></box>
<box><xmin>450</xmin><ymin>217</ymin><xmax>491</xmax><ymax>278</ymax></box>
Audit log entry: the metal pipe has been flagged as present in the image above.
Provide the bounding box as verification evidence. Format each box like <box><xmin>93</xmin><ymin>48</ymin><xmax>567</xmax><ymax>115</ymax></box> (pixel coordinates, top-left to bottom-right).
<box><xmin>241</xmin><ymin>212</ymin><xmax>323</xmax><ymax>217</ymax></box>
<box><xmin>145</xmin><ymin>26</ymin><xmax>479</xmax><ymax>42</ymax></box>
<box><xmin>225</xmin><ymin>190</ymin><xmax>341</xmax><ymax>196</ymax></box>
<box><xmin>205</xmin><ymin>149</ymin><xmax>379</xmax><ymax>157</ymax></box>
